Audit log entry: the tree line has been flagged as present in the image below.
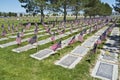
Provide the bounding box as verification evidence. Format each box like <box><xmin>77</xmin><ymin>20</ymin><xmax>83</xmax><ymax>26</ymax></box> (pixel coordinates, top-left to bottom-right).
<box><xmin>19</xmin><ymin>0</ymin><xmax>112</xmax><ymax>23</ymax></box>
<box><xmin>0</xmin><ymin>12</ymin><xmax>17</xmax><ymax>17</ymax></box>
<box><xmin>113</xmin><ymin>0</ymin><xmax>120</xmax><ymax>13</ymax></box>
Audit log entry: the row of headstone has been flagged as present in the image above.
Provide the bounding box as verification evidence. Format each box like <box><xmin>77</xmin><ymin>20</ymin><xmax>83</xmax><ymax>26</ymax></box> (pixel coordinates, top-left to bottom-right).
<box><xmin>54</xmin><ymin>24</ymin><xmax>110</xmax><ymax>69</ymax></box>
<box><xmin>0</xmin><ymin>18</ymin><xmax>84</xmax><ymax>41</ymax></box>
<box><xmin>13</xmin><ymin>17</ymin><xmax>104</xmax><ymax>53</ymax></box>
<box><xmin>91</xmin><ymin>25</ymin><xmax>119</xmax><ymax>80</ymax></box>
<box><xmin>55</xmin><ymin>18</ymin><xmax>116</xmax><ymax>69</ymax></box>
<box><xmin>0</xmin><ymin>18</ymin><xmax>111</xmax><ymax>52</ymax></box>
<box><xmin>30</xmin><ymin>27</ymin><xmax>89</xmax><ymax>60</ymax></box>
<box><xmin>0</xmin><ymin>25</ymin><xmax>72</xmax><ymax>47</ymax></box>
<box><xmin>0</xmin><ymin>25</ymin><xmax>55</xmax><ymax>41</ymax></box>
<box><xmin>12</xmin><ymin>18</ymin><xmax>101</xmax><ymax>52</ymax></box>
<box><xmin>12</xmin><ymin>18</ymin><xmax>110</xmax><ymax>54</ymax></box>
<box><xmin>0</xmin><ymin>23</ymin><xmax>31</xmax><ymax>36</ymax></box>
<box><xmin>30</xmin><ymin>19</ymin><xmax>109</xmax><ymax>61</ymax></box>
<box><xmin>12</xmin><ymin>26</ymin><xmax>85</xmax><ymax>53</ymax></box>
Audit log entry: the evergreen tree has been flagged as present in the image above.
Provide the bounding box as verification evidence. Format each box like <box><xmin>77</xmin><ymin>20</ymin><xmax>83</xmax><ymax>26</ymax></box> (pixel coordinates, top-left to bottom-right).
<box><xmin>113</xmin><ymin>0</ymin><xmax>120</xmax><ymax>13</ymax></box>
<box><xmin>49</xmin><ymin>0</ymin><xmax>72</xmax><ymax>22</ymax></box>
<box><xmin>19</xmin><ymin>0</ymin><xmax>49</xmax><ymax>23</ymax></box>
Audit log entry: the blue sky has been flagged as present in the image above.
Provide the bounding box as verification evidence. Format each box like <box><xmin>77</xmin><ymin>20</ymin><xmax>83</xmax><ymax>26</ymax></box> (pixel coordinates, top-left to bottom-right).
<box><xmin>0</xmin><ymin>0</ymin><xmax>26</xmax><ymax>13</ymax></box>
<box><xmin>0</xmin><ymin>0</ymin><xmax>116</xmax><ymax>13</ymax></box>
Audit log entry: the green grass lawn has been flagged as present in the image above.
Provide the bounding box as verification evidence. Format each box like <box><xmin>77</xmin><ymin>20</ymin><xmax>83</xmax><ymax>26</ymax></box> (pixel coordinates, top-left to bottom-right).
<box><xmin>0</xmin><ymin>28</ymin><xmax>102</xmax><ymax>80</ymax></box>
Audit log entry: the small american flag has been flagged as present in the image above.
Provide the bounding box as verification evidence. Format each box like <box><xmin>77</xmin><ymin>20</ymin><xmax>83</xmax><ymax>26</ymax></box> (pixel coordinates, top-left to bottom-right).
<box><xmin>34</xmin><ymin>28</ymin><xmax>38</xmax><ymax>34</ymax></box>
<box><xmin>16</xmin><ymin>33</ymin><xmax>21</xmax><ymax>45</ymax></box>
<box><xmin>51</xmin><ymin>41</ymin><xmax>61</xmax><ymax>51</ymax></box>
<box><xmin>20</xmin><ymin>28</ymin><xmax>24</xmax><ymax>37</ymax></box>
<box><xmin>42</xmin><ymin>22</ymin><xmax>48</xmax><ymax>27</ymax></box>
<box><xmin>93</xmin><ymin>25</ymin><xmax>96</xmax><ymax>30</ymax></box>
<box><xmin>102</xmin><ymin>31</ymin><xmax>107</xmax><ymax>40</ymax></box>
<box><xmin>78</xmin><ymin>32</ymin><xmax>83</xmax><ymax>42</ymax></box>
<box><xmin>108</xmin><ymin>27</ymin><xmax>112</xmax><ymax>32</ymax></box>
<box><xmin>93</xmin><ymin>42</ymin><xmax>98</xmax><ymax>53</ymax></box>
<box><xmin>96</xmin><ymin>36</ymin><xmax>102</xmax><ymax>44</ymax></box>
<box><xmin>51</xmin><ymin>32</ymin><xmax>55</xmax><ymax>41</ymax></box>
<box><xmin>28</xmin><ymin>35</ymin><xmax>37</xmax><ymax>44</ymax></box>
<box><xmin>1</xmin><ymin>24</ymin><xmax>4</xmax><ymax>30</ymax></box>
<box><xmin>8</xmin><ymin>24</ymin><xmax>11</xmax><ymax>31</ymax></box>
<box><xmin>83</xmin><ymin>29</ymin><xmax>87</xmax><ymax>34</ymax></box>
<box><xmin>60</xmin><ymin>29</ymin><xmax>65</xmax><ymax>34</ymax></box>
<box><xmin>12</xmin><ymin>24</ymin><xmax>15</xmax><ymax>30</ymax></box>
<box><xmin>26</xmin><ymin>22</ymin><xmax>31</xmax><ymax>29</ymax></box>
<box><xmin>1</xmin><ymin>30</ymin><xmax>7</xmax><ymax>36</ymax></box>
<box><xmin>68</xmin><ymin>36</ymin><xmax>76</xmax><ymax>45</ymax></box>
<box><xmin>46</xmin><ymin>27</ymin><xmax>50</xmax><ymax>33</ymax></box>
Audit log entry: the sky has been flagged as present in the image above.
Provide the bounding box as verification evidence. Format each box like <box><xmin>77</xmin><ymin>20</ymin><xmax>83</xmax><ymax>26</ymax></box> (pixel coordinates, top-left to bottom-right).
<box><xmin>0</xmin><ymin>0</ymin><xmax>116</xmax><ymax>13</ymax></box>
